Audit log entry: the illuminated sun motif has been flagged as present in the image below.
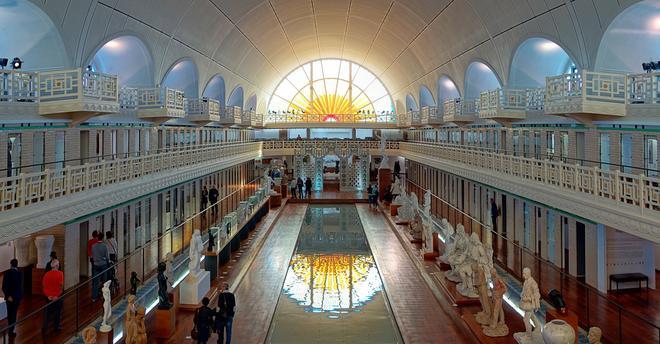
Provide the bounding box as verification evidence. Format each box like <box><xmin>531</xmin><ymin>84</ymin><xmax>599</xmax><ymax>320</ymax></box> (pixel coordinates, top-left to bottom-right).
<box><xmin>282</xmin><ymin>254</ymin><xmax>383</xmax><ymax>312</ymax></box>
<box><xmin>267</xmin><ymin>59</ymin><xmax>394</xmax><ymax>122</ymax></box>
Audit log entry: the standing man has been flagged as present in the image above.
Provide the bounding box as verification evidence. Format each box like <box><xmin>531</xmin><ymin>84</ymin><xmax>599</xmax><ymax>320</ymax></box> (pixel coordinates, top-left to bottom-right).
<box><xmin>296</xmin><ymin>178</ymin><xmax>304</xmax><ymax>199</ymax></box>
<box><xmin>215</xmin><ymin>282</ymin><xmax>236</xmax><ymax>344</ymax></box>
<box><xmin>209</xmin><ymin>185</ymin><xmax>219</xmax><ymax>218</ymax></box>
<box><xmin>91</xmin><ymin>232</ymin><xmax>110</xmax><ymax>302</ymax></box>
<box><xmin>86</xmin><ymin>230</ymin><xmax>99</xmax><ymax>266</ymax></box>
<box><xmin>305</xmin><ymin>177</ymin><xmax>312</xmax><ymax>199</ymax></box>
<box><xmin>490</xmin><ymin>198</ymin><xmax>499</xmax><ymax>231</ymax></box>
<box><xmin>2</xmin><ymin>259</ymin><xmax>22</xmax><ymax>335</ymax></box>
<box><xmin>42</xmin><ymin>259</ymin><xmax>64</xmax><ymax>332</ymax></box>
<box><xmin>201</xmin><ymin>186</ymin><xmax>209</xmax><ymax>212</ymax></box>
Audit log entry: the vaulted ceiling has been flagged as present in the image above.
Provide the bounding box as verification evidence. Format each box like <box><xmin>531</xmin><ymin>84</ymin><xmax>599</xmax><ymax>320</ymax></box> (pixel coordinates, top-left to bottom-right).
<box><xmin>31</xmin><ymin>0</ymin><xmax>641</xmax><ymax>110</ymax></box>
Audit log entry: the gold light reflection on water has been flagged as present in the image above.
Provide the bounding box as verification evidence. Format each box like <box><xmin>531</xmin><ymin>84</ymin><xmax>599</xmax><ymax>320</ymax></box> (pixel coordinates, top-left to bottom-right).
<box><xmin>282</xmin><ymin>253</ymin><xmax>383</xmax><ymax>312</ymax></box>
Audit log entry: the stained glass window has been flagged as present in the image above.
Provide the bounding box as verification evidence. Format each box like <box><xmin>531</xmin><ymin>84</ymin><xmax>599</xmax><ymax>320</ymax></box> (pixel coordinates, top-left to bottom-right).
<box><xmin>267</xmin><ymin>59</ymin><xmax>395</xmax><ymax>124</ymax></box>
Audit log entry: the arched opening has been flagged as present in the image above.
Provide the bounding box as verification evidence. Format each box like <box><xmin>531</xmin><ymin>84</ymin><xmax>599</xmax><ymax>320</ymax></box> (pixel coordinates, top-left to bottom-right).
<box><xmin>436</xmin><ymin>75</ymin><xmax>461</xmax><ymax>105</ymax></box>
<box><xmin>162</xmin><ymin>58</ymin><xmax>198</xmax><ymax>98</ymax></box>
<box><xmin>0</xmin><ymin>0</ymin><xmax>68</xmax><ymax>70</ymax></box>
<box><xmin>595</xmin><ymin>0</ymin><xmax>660</xmax><ymax>73</ymax></box>
<box><xmin>89</xmin><ymin>35</ymin><xmax>153</xmax><ymax>87</ymax></box>
<box><xmin>245</xmin><ymin>94</ymin><xmax>257</xmax><ymax>112</ymax></box>
<box><xmin>419</xmin><ymin>85</ymin><xmax>436</xmax><ymax>107</ymax></box>
<box><xmin>464</xmin><ymin>61</ymin><xmax>502</xmax><ymax>99</ymax></box>
<box><xmin>406</xmin><ymin>94</ymin><xmax>419</xmax><ymax>111</ymax></box>
<box><xmin>202</xmin><ymin>74</ymin><xmax>226</xmax><ymax>105</ymax></box>
<box><xmin>227</xmin><ymin>86</ymin><xmax>244</xmax><ymax>108</ymax></box>
<box><xmin>509</xmin><ymin>37</ymin><xmax>576</xmax><ymax>88</ymax></box>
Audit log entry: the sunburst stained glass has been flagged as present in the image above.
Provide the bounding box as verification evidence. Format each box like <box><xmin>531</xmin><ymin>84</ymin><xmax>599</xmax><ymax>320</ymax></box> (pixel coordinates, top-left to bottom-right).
<box><xmin>267</xmin><ymin>59</ymin><xmax>395</xmax><ymax>124</ymax></box>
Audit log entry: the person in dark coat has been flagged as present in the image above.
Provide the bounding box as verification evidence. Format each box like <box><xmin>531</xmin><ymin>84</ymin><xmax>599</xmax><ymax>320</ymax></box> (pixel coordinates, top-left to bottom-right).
<box><xmin>2</xmin><ymin>259</ymin><xmax>22</xmax><ymax>335</ymax></box>
<box><xmin>194</xmin><ymin>297</ymin><xmax>215</xmax><ymax>344</ymax></box>
<box><xmin>215</xmin><ymin>282</ymin><xmax>236</xmax><ymax>344</ymax></box>
<box><xmin>305</xmin><ymin>177</ymin><xmax>312</xmax><ymax>198</ymax></box>
<box><xmin>209</xmin><ymin>186</ymin><xmax>219</xmax><ymax>217</ymax></box>
<box><xmin>490</xmin><ymin>198</ymin><xmax>499</xmax><ymax>231</ymax></box>
<box><xmin>201</xmin><ymin>186</ymin><xmax>209</xmax><ymax>212</ymax></box>
<box><xmin>296</xmin><ymin>178</ymin><xmax>304</xmax><ymax>199</ymax></box>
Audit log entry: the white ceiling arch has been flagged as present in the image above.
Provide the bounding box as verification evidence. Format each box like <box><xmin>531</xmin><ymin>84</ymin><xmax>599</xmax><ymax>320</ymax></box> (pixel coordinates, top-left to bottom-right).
<box><xmin>24</xmin><ymin>0</ymin><xmax>644</xmax><ymax>113</ymax></box>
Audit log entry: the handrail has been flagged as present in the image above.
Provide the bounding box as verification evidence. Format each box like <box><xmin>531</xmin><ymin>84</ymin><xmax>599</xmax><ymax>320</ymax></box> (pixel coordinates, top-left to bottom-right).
<box><xmin>0</xmin><ymin>141</ymin><xmax>261</xmax><ymax>211</ymax></box>
<box><xmin>404</xmin><ymin>178</ymin><xmax>660</xmax><ymax>342</ymax></box>
<box><xmin>0</xmin><ymin>175</ymin><xmax>263</xmax><ymax>338</ymax></box>
<box><xmin>399</xmin><ymin>141</ymin><xmax>660</xmax><ymax>211</ymax></box>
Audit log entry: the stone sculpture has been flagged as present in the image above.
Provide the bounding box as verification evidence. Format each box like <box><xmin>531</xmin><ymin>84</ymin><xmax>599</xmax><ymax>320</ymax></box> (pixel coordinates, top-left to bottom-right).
<box><xmin>130</xmin><ymin>271</ymin><xmax>139</xmax><ymax>295</ymax></box>
<box><xmin>125</xmin><ymin>295</ymin><xmax>136</xmax><ymax>336</ymax></box>
<box><xmin>409</xmin><ymin>213</ymin><xmax>424</xmax><ymax>241</ymax></box>
<box><xmin>454</xmin><ymin>233</ymin><xmax>481</xmax><ymax>298</ymax></box>
<box><xmin>514</xmin><ymin>267</ymin><xmax>542</xmax><ymax>343</ymax></box>
<box><xmin>34</xmin><ymin>235</ymin><xmax>54</xmax><ymax>269</ymax></box>
<box><xmin>483</xmin><ymin>268</ymin><xmax>509</xmax><ymax>337</ymax></box>
<box><xmin>263</xmin><ymin>171</ymin><xmax>277</xmax><ymax>195</ymax></box>
<box><xmin>81</xmin><ymin>326</ymin><xmax>97</xmax><ymax>344</ymax></box>
<box><xmin>542</xmin><ymin>319</ymin><xmax>576</xmax><ymax>344</ymax></box>
<box><xmin>126</xmin><ymin>306</ymin><xmax>147</xmax><ymax>344</ymax></box>
<box><xmin>100</xmin><ymin>280</ymin><xmax>112</xmax><ymax>332</ymax></box>
<box><xmin>391</xmin><ymin>177</ymin><xmax>402</xmax><ymax>197</ymax></box>
<box><xmin>444</xmin><ymin>224</ymin><xmax>469</xmax><ymax>283</ymax></box>
<box><xmin>439</xmin><ymin>220</ymin><xmax>455</xmax><ymax>264</ymax></box>
<box><xmin>188</xmin><ymin>229</ymin><xmax>204</xmax><ymax>278</ymax></box>
<box><xmin>157</xmin><ymin>262</ymin><xmax>172</xmax><ymax>310</ymax></box>
<box><xmin>378</xmin><ymin>135</ymin><xmax>389</xmax><ymax>169</ymax></box>
<box><xmin>165</xmin><ymin>252</ymin><xmax>174</xmax><ymax>292</ymax></box>
<box><xmin>422</xmin><ymin>214</ymin><xmax>435</xmax><ymax>254</ymax></box>
<box><xmin>423</xmin><ymin>189</ymin><xmax>431</xmax><ymax>216</ymax></box>
<box><xmin>473</xmin><ymin>263</ymin><xmax>491</xmax><ymax>325</ymax></box>
<box><xmin>587</xmin><ymin>327</ymin><xmax>602</xmax><ymax>344</ymax></box>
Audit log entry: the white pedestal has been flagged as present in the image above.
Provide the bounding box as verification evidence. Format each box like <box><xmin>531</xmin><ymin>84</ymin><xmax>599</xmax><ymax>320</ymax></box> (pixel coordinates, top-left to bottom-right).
<box><xmin>179</xmin><ymin>271</ymin><xmax>210</xmax><ymax>306</ymax></box>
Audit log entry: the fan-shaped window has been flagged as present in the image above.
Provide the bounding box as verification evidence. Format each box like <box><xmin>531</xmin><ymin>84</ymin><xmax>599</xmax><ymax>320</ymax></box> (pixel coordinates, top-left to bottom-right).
<box><xmin>203</xmin><ymin>75</ymin><xmax>226</xmax><ymax>105</ymax></box>
<box><xmin>419</xmin><ymin>86</ymin><xmax>435</xmax><ymax>107</ymax></box>
<box><xmin>267</xmin><ymin>59</ymin><xmax>394</xmax><ymax>123</ymax></box>
<box><xmin>228</xmin><ymin>86</ymin><xmax>244</xmax><ymax>108</ymax></box>
<box><xmin>464</xmin><ymin>62</ymin><xmax>502</xmax><ymax>99</ymax></box>
<box><xmin>89</xmin><ymin>36</ymin><xmax>153</xmax><ymax>87</ymax></box>
<box><xmin>509</xmin><ymin>38</ymin><xmax>576</xmax><ymax>88</ymax></box>
<box><xmin>406</xmin><ymin>94</ymin><xmax>418</xmax><ymax>111</ymax></box>
<box><xmin>162</xmin><ymin>58</ymin><xmax>198</xmax><ymax>98</ymax></box>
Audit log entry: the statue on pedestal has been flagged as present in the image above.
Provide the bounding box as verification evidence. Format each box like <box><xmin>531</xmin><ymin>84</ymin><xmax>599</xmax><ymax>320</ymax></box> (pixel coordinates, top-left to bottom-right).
<box><xmin>165</xmin><ymin>252</ymin><xmax>174</xmax><ymax>292</ymax></box>
<box><xmin>454</xmin><ymin>234</ymin><xmax>481</xmax><ymax>298</ymax></box>
<box><xmin>444</xmin><ymin>224</ymin><xmax>469</xmax><ymax>282</ymax></box>
<box><xmin>483</xmin><ymin>268</ymin><xmax>509</xmax><ymax>337</ymax></box>
<box><xmin>188</xmin><ymin>229</ymin><xmax>204</xmax><ymax>278</ymax></box>
<box><xmin>439</xmin><ymin>220</ymin><xmax>455</xmax><ymax>264</ymax></box>
<box><xmin>423</xmin><ymin>189</ymin><xmax>431</xmax><ymax>216</ymax></box>
<box><xmin>409</xmin><ymin>213</ymin><xmax>424</xmax><ymax>241</ymax></box>
<box><xmin>125</xmin><ymin>295</ymin><xmax>136</xmax><ymax>337</ymax></box>
<box><xmin>157</xmin><ymin>262</ymin><xmax>172</xmax><ymax>310</ymax></box>
<box><xmin>422</xmin><ymin>215</ymin><xmax>435</xmax><ymax>254</ymax></box>
<box><xmin>82</xmin><ymin>326</ymin><xmax>97</xmax><ymax>344</ymax></box>
<box><xmin>378</xmin><ymin>136</ymin><xmax>389</xmax><ymax>169</ymax></box>
<box><xmin>391</xmin><ymin>177</ymin><xmax>402</xmax><ymax>198</ymax></box>
<box><xmin>100</xmin><ymin>280</ymin><xmax>112</xmax><ymax>332</ymax></box>
<box><xmin>126</xmin><ymin>306</ymin><xmax>147</xmax><ymax>344</ymax></box>
<box><xmin>514</xmin><ymin>267</ymin><xmax>542</xmax><ymax>343</ymax></box>
<box><xmin>473</xmin><ymin>263</ymin><xmax>491</xmax><ymax>325</ymax></box>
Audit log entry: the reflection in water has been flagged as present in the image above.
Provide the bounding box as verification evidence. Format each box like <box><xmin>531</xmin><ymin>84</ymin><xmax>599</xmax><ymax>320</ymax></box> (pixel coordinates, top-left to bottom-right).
<box><xmin>283</xmin><ymin>254</ymin><xmax>382</xmax><ymax>312</ymax></box>
<box><xmin>283</xmin><ymin>205</ymin><xmax>384</xmax><ymax>313</ymax></box>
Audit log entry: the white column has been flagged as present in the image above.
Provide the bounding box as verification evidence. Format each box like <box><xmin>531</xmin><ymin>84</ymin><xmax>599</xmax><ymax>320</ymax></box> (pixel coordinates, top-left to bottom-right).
<box><xmin>64</xmin><ymin>223</ymin><xmax>80</xmax><ymax>289</ymax></box>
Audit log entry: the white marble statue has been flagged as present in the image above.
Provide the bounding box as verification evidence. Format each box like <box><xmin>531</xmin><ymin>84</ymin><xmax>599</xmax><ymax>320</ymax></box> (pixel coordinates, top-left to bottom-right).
<box><xmin>391</xmin><ymin>177</ymin><xmax>402</xmax><ymax>197</ymax></box>
<box><xmin>100</xmin><ymin>280</ymin><xmax>112</xmax><ymax>332</ymax></box>
<box><xmin>423</xmin><ymin>189</ymin><xmax>431</xmax><ymax>216</ymax></box>
<box><xmin>188</xmin><ymin>229</ymin><xmax>204</xmax><ymax>279</ymax></box>
<box><xmin>422</xmin><ymin>214</ymin><xmax>435</xmax><ymax>254</ymax></box>
<box><xmin>165</xmin><ymin>252</ymin><xmax>174</xmax><ymax>292</ymax></box>
<box><xmin>263</xmin><ymin>171</ymin><xmax>277</xmax><ymax>195</ymax></box>
<box><xmin>378</xmin><ymin>135</ymin><xmax>389</xmax><ymax>169</ymax></box>
<box><xmin>34</xmin><ymin>235</ymin><xmax>55</xmax><ymax>269</ymax></box>
<box><xmin>439</xmin><ymin>220</ymin><xmax>455</xmax><ymax>264</ymax></box>
<box><xmin>513</xmin><ymin>267</ymin><xmax>543</xmax><ymax>344</ymax></box>
<box><xmin>454</xmin><ymin>233</ymin><xmax>483</xmax><ymax>298</ymax></box>
<box><xmin>444</xmin><ymin>224</ymin><xmax>471</xmax><ymax>283</ymax></box>
<box><xmin>396</xmin><ymin>193</ymin><xmax>417</xmax><ymax>223</ymax></box>
<box><xmin>392</xmin><ymin>189</ymin><xmax>407</xmax><ymax>206</ymax></box>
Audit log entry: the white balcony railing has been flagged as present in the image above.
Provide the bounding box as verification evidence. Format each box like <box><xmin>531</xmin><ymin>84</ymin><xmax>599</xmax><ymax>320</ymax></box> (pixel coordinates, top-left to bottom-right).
<box><xmin>545</xmin><ymin>70</ymin><xmax>627</xmax><ymax>117</ymax></box>
<box><xmin>0</xmin><ymin>141</ymin><xmax>261</xmax><ymax>211</ymax></box>
<box><xmin>410</xmin><ymin>110</ymin><xmax>421</xmax><ymax>125</ymax></box>
<box><xmin>219</xmin><ymin>106</ymin><xmax>242</xmax><ymax>125</ymax></box>
<box><xmin>123</xmin><ymin>87</ymin><xmax>186</xmax><ymax>121</ymax></box>
<box><xmin>627</xmin><ymin>72</ymin><xmax>660</xmax><ymax>105</ymax></box>
<box><xmin>241</xmin><ymin>109</ymin><xmax>252</xmax><ymax>126</ymax></box>
<box><xmin>186</xmin><ymin>97</ymin><xmax>221</xmax><ymax>123</ymax></box>
<box><xmin>261</xmin><ymin>139</ymin><xmax>401</xmax><ymax>153</ymax></box>
<box><xmin>478</xmin><ymin>88</ymin><xmax>527</xmax><ymax>120</ymax></box>
<box><xmin>400</xmin><ymin>141</ymin><xmax>660</xmax><ymax>212</ymax></box>
<box><xmin>443</xmin><ymin>98</ymin><xmax>477</xmax><ymax>123</ymax></box>
<box><xmin>420</xmin><ymin>107</ymin><xmax>443</xmax><ymax>125</ymax></box>
<box><xmin>264</xmin><ymin>111</ymin><xmax>398</xmax><ymax>127</ymax></box>
<box><xmin>397</xmin><ymin>112</ymin><xmax>411</xmax><ymax>127</ymax></box>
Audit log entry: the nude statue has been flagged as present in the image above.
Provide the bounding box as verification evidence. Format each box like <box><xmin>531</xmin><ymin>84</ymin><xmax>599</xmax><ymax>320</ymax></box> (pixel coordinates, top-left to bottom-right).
<box><xmin>100</xmin><ymin>280</ymin><xmax>112</xmax><ymax>332</ymax></box>
<box><xmin>188</xmin><ymin>229</ymin><xmax>204</xmax><ymax>278</ymax></box>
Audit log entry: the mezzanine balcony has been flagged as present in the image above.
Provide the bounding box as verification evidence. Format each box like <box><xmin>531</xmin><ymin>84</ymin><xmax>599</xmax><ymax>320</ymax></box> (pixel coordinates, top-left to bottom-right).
<box><xmin>0</xmin><ymin>68</ymin><xmax>119</xmax><ymax>125</ymax></box>
<box><xmin>410</xmin><ymin>110</ymin><xmax>422</xmax><ymax>126</ymax></box>
<box><xmin>478</xmin><ymin>88</ymin><xmax>528</xmax><ymax>125</ymax></box>
<box><xmin>263</xmin><ymin>111</ymin><xmax>398</xmax><ymax>129</ymax></box>
<box><xmin>443</xmin><ymin>98</ymin><xmax>477</xmax><ymax>125</ymax></box>
<box><xmin>121</xmin><ymin>87</ymin><xmax>186</xmax><ymax>124</ymax></box>
<box><xmin>397</xmin><ymin>112</ymin><xmax>411</xmax><ymax>127</ymax></box>
<box><xmin>627</xmin><ymin>71</ymin><xmax>660</xmax><ymax>116</ymax></box>
<box><xmin>420</xmin><ymin>106</ymin><xmax>443</xmax><ymax>126</ymax></box>
<box><xmin>185</xmin><ymin>97</ymin><xmax>221</xmax><ymax>125</ymax></box>
<box><xmin>544</xmin><ymin>70</ymin><xmax>627</xmax><ymax>125</ymax></box>
<box><xmin>219</xmin><ymin>106</ymin><xmax>242</xmax><ymax>126</ymax></box>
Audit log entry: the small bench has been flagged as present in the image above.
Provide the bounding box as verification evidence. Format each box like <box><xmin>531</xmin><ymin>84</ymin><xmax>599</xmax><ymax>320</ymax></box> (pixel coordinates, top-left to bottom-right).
<box><xmin>609</xmin><ymin>273</ymin><xmax>649</xmax><ymax>302</ymax></box>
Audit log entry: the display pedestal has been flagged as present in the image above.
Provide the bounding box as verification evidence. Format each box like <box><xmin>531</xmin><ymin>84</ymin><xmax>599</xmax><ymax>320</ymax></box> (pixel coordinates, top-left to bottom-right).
<box><xmin>155</xmin><ymin>306</ymin><xmax>176</xmax><ymax>338</ymax></box>
<box><xmin>96</xmin><ymin>328</ymin><xmax>113</xmax><ymax>344</ymax></box>
<box><xmin>204</xmin><ymin>251</ymin><xmax>219</xmax><ymax>280</ymax></box>
<box><xmin>377</xmin><ymin>169</ymin><xmax>392</xmax><ymax>201</ymax></box>
<box><xmin>269</xmin><ymin>194</ymin><xmax>282</xmax><ymax>208</ymax></box>
<box><xmin>179</xmin><ymin>271</ymin><xmax>210</xmax><ymax>309</ymax></box>
<box><xmin>546</xmin><ymin>308</ymin><xmax>578</xmax><ymax>343</ymax></box>
<box><xmin>513</xmin><ymin>331</ymin><xmax>543</xmax><ymax>344</ymax></box>
<box><xmin>31</xmin><ymin>268</ymin><xmax>46</xmax><ymax>295</ymax></box>
<box><xmin>432</xmin><ymin>272</ymin><xmax>480</xmax><ymax>306</ymax></box>
<box><xmin>168</xmin><ymin>285</ymin><xmax>180</xmax><ymax>311</ymax></box>
<box><xmin>390</xmin><ymin>204</ymin><xmax>400</xmax><ymax>216</ymax></box>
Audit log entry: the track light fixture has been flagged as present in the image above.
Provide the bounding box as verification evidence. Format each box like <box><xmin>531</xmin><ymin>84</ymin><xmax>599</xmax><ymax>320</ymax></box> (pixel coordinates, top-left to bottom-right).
<box><xmin>11</xmin><ymin>57</ymin><xmax>22</xmax><ymax>70</ymax></box>
<box><xmin>0</xmin><ymin>58</ymin><xmax>7</xmax><ymax>69</ymax></box>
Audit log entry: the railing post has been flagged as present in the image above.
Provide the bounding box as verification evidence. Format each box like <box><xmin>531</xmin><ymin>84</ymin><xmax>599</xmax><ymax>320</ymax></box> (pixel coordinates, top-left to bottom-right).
<box><xmin>19</xmin><ymin>173</ymin><xmax>26</xmax><ymax>207</ymax></box>
<box><xmin>43</xmin><ymin>169</ymin><xmax>50</xmax><ymax>201</ymax></box>
<box><xmin>639</xmin><ymin>174</ymin><xmax>646</xmax><ymax>213</ymax></box>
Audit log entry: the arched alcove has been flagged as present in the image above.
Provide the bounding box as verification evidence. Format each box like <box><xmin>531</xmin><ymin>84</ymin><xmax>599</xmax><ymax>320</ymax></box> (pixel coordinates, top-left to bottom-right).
<box><xmin>405</xmin><ymin>94</ymin><xmax>419</xmax><ymax>111</ymax></box>
<box><xmin>464</xmin><ymin>61</ymin><xmax>502</xmax><ymax>99</ymax></box>
<box><xmin>436</xmin><ymin>75</ymin><xmax>460</xmax><ymax>105</ymax></box>
<box><xmin>162</xmin><ymin>58</ymin><xmax>199</xmax><ymax>98</ymax></box>
<box><xmin>509</xmin><ymin>37</ymin><xmax>576</xmax><ymax>88</ymax></box>
<box><xmin>202</xmin><ymin>74</ymin><xmax>226</xmax><ymax>105</ymax></box>
<box><xmin>227</xmin><ymin>86</ymin><xmax>244</xmax><ymax>108</ymax></box>
<box><xmin>89</xmin><ymin>35</ymin><xmax>153</xmax><ymax>87</ymax></box>
<box><xmin>595</xmin><ymin>1</ymin><xmax>660</xmax><ymax>73</ymax></box>
<box><xmin>419</xmin><ymin>85</ymin><xmax>436</xmax><ymax>107</ymax></box>
<box><xmin>0</xmin><ymin>0</ymin><xmax>68</xmax><ymax>70</ymax></box>
<box><xmin>245</xmin><ymin>94</ymin><xmax>257</xmax><ymax>111</ymax></box>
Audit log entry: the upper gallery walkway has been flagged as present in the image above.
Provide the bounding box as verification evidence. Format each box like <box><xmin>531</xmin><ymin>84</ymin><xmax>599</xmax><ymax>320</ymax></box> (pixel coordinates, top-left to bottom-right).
<box><xmin>261</xmin><ymin>139</ymin><xmax>660</xmax><ymax>243</ymax></box>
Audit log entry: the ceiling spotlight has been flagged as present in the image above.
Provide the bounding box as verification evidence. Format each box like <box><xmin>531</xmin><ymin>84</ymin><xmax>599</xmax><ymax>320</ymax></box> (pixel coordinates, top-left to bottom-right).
<box><xmin>11</xmin><ymin>57</ymin><xmax>22</xmax><ymax>70</ymax></box>
<box><xmin>0</xmin><ymin>58</ymin><xmax>7</xmax><ymax>69</ymax></box>
<box><xmin>642</xmin><ymin>60</ymin><xmax>660</xmax><ymax>73</ymax></box>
